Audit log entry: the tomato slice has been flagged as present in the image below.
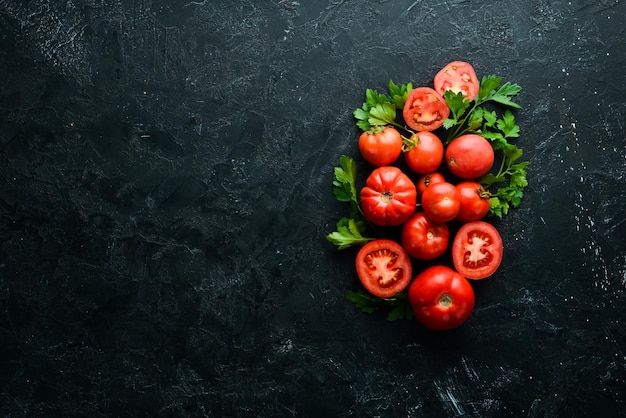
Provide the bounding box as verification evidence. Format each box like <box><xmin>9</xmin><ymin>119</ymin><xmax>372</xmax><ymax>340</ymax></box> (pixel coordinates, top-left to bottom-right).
<box><xmin>402</xmin><ymin>87</ymin><xmax>450</xmax><ymax>132</ymax></box>
<box><xmin>433</xmin><ymin>61</ymin><xmax>480</xmax><ymax>101</ymax></box>
<box><xmin>452</xmin><ymin>221</ymin><xmax>503</xmax><ymax>280</ymax></box>
<box><xmin>355</xmin><ymin>239</ymin><xmax>412</xmax><ymax>298</ymax></box>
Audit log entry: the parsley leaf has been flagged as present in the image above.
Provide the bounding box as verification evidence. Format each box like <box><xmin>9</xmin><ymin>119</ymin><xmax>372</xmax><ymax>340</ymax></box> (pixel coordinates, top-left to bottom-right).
<box><xmin>353</xmin><ymin>82</ymin><xmax>413</xmax><ymax>133</ymax></box>
<box><xmin>327</xmin><ymin>218</ymin><xmax>374</xmax><ymax>250</ymax></box>
<box><xmin>345</xmin><ymin>290</ymin><xmax>413</xmax><ymax>321</ymax></box>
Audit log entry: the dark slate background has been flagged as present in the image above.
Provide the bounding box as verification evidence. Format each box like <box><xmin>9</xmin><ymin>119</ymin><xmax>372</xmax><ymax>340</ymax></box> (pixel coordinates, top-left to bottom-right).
<box><xmin>1</xmin><ymin>1</ymin><xmax>625</xmax><ymax>417</ymax></box>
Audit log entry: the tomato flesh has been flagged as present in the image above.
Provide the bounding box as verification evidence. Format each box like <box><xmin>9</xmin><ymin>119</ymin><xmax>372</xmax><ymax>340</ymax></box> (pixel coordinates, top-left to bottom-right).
<box><xmin>452</xmin><ymin>221</ymin><xmax>503</xmax><ymax>280</ymax></box>
<box><xmin>434</xmin><ymin>61</ymin><xmax>480</xmax><ymax>101</ymax></box>
<box><xmin>355</xmin><ymin>239</ymin><xmax>412</xmax><ymax>298</ymax></box>
<box><xmin>408</xmin><ymin>265</ymin><xmax>475</xmax><ymax>330</ymax></box>
<box><xmin>402</xmin><ymin>87</ymin><xmax>450</xmax><ymax>132</ymax></box>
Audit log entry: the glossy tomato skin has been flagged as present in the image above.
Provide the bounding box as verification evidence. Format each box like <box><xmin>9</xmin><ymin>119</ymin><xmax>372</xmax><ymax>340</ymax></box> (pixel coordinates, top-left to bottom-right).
<box><xmin>408</xmin><ymin>265</ymin><xmax>475</xmax><ymax>331</ymax></box>
<box><xmin>358</xmin><ymin>127</ymin><xmax>403</xmax><ymax>166</ymax></box>
<box><xmin>417</xmin><ymin>172</ymin><xmax>446</xmax><ymax>196</ymax></box>
<box><xmin>355</xmin><ymin>239</ymin><xmax>412</xmax><ymax>298</ymax></box>
<box><xmin>361</xmin><ymin>166</ymin><xmax>417</xmax><ymax>226</ymax></box>
<box><xmin>455</xmin><ymin>181</ymin><xmax>491</xmax><ymax>223</ymax></box>
<box><xmin>434</xmin><ymin>61</ymin><xmax>480</xmax><ymax>102</ymax></box>
<box><xmin>421</xmin><ymin>181</ymin><xmax>461</xmax><ymax>223</ymax></box>
<box><xmin>403</xmin><ymin>87</ymin><xmax>450</xmax><ymax>132</ymax></box>
<box><xmin>401</xmin><ymin>212</ymin><xmax>449</xmax><ymax>261</ymax></box>
<box><xmin>404</xmin><ymin>131</ymin><xmax>444</xmax><ymax>175</ymax></box>
<box><xmin>445</xmin><ymin>134</ymin><xmax>494</xmax><ymax>179</ymax></box>
<box><xmin>452</xmin><ymin>221</ymin><xmax>503</xmax><ymax>280</ymax></box>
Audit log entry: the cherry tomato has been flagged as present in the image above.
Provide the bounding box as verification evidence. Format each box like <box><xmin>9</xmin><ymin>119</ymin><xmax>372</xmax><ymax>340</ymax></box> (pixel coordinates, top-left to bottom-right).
<box><xmin>355</xmin><ymin>239</ymin><xmax>412</xmax><ymax>298</ymax></box>
<box><xmin>361</xmin><ymin>166</ymin><xmax>417</xmax><ymax>226</ymax></box>
<box><xmin>433</xmin><ymin>61</ymin><xmax>480</xmax><ymax>102</ymax></box>
<box><xmin>404</xmin><ymin>131</ymin><xmax>444</xmax><ymax>175</ymax></box>
<box><xmin>452</xmin><ymin>221</ymin><xmax>503</xmax><ymax>280</ymax></box>
<box><xmin>408</xmin><ymin>265</ymin><xmax>475</xmax><ymax>330</ymax></box>
<box><xmin>445</xmin><ymin>134</ymin><xmax>494</xmax><ymax>179</ymax></box>
<box><xmin>417</xmin><ymin>172</ymin><xmax>446</xmax><ymax>196</ymax></box>
<box><xmin>421</xmin><ymin>181</ymin><xmax>460</xmax><ymax>223</ymax></box>
<box><xmin>402</xmin><ymin>87</ymin><xmax>450</xmax><ymax>132</ymax></box>
<box><xmin>358</xmin><ymin>126</ymin><xmax>403</xmax><ymax>166</ymax></box>
<box><xmin>401</xmin><ymin>212</ymin><xmax>449</xmax><ymax>261</ymax></box>
<box><xmin>455</xmin><ymin>181</ymin><xmax>491</xmax><ymax>223</ymax></box>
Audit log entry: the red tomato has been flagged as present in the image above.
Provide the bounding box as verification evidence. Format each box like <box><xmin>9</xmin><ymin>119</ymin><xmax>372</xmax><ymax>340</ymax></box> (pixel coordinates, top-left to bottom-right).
<box><xmin>452</xmin><ymin>221</ymin><xmax>503</xmax><ymax>280</ymax></box>
<box><xmin>417</xmin><ymin>172</ymin><xmax>445</xmax><ymax>196</ymax></box>
<box><xmin>358</xmin><ymin>126</ymin><xmax>403</xmax><ymax>166</ymax></box>
<box><xmin>402</xmin><ymin>87</ymin><xmax>450</xmax><ymax>132</ymax></box>
<box><xmin>355</xmin><ymin>239</ymin><xmax>412</xmax><ymax>298</ymax></box>
<box><xmin>421</xmin><ymin>181</ymin><xmax>460</xmax><ymax>223</ymax></box>
<box><xmin>361</xmin><ymin>166</ymin><xmax>417</xmax><ymax>226</ymax></box>
<box><xmin>401</xmin><ymin>212</ymin><xmax>449</xmax><ymax>261</ymax></box>
<box><xmin>433</xmin><ymin>61</ymin><xmax>480</xmax><ymax>102</ymax></box>
<box><xmin>445</xmin><ymin>134</ymin><xmax>494</xmax><ymax>179</ymax></box>
<box><xmin>404</xmin><ymin>131</ymin><xmax>444</xmax><ymax>175</ymax></box>
<box><xmin>455</xmin><ymin>181</ymin><xmax>491</xmax><ymax>223</ymax></box>
<box><xmin>408</xmin><ymin>265</ymin><xmax>475</xmax><ymax>330</ymax></box>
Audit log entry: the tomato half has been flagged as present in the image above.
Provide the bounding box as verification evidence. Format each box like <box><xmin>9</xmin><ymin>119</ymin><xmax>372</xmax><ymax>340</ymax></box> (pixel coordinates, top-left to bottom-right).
<box><xmin>417</xmin><ymin>172</ymin><xmax>445</xmax><ymax>196</ymax></box>
<box><xmin>358</xmin><ymin>126</ymin><xmax>403</xmax><ymax>166</ymax></box>
<box><xmin>401</xmin><ymin>212</ymin><xmax>449</xmax><ymax>261</ymax></box>
<box><xmin>433</xmin><ymin>61</ymin><xmax>480</xmax><ymax>102</ymax></box>
<box><xmin>455</xmin><ymin>181</ymin><xmax>491</xmax><ymax>223</ymax></box>
<box><xmin>421</xmin><ymin>181</ymin><xmax>460</xmax><ymax>223</ymax></box>
<box><xmin>361</xmin><ymin>166</ymin><xmax>417</xmax><ymax>226</ymax></box>
<box><xmin>445</xmin><ymin>134</ymin><xmax>494</xmax><ymax>179</ymax></box>
<box><xmin>402</xmin><ymin>87</ymin><xmax>450</xmax><ymax>132</ymax></box>
<box><xmin>355</xmin><ymin>239</ymin><xmax>412</xmax><ymax>298</ymax></box>
<box><xmin>408</xmin><ymin>265</ymin><xmax>475</xmax><ymax>330</ymax></box>
<box><xmin>452</xmin><ymin>221</ymin><xmax>503</xmax><ymax>280</ymax></box>
<box><xmin>404</xmin><ymin>131</ymin><xmax>444</xmax><ymax>175</ymax></box>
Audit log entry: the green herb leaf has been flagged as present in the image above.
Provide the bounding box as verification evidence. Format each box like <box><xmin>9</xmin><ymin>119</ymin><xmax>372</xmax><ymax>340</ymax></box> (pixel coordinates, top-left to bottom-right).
<box><xmin>388</xmin><ymin>80</ymin><xmax>413</xmax><ymax>109</ymax></box>
<box><xmin>368</xmin><ymin>102</ymin><xmax>397</xmax><ymax>127</ymax></box>
<box><xmin>345</xmin><ymin>290</ymin><xmax>413</xmax><ymax>321</ymax></box>
<box><xmin>326</xmin><ymin>218</ymin><xmax>374</xmax><ymax>250</ymax></box>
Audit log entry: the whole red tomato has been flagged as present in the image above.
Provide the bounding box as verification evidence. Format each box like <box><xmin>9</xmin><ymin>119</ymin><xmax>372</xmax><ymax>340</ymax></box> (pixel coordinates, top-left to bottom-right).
<box><xmin>358</xmin><ymin>126</ymin><xmax>403</xmax><ymax>166</ymax></box>
<box><xmin>355</xmin><ymin>239</ymin><xmax>412</xmax><ymax>298</ymax></box>
<box><xmin>408</xmin><ymin>265</ymin><xmax>475</xmax><ymax>330</ymax></box>
<box><xmin>404</xmin><ymin>131</ymin><xmax>444</xmax><ymax>175</ymax></box>
<box><xmin>421</xmin><ymin>181</ymin><xmax>460</xmax><ymax>223</ymax></box>
<box><xmin>401</xmin><ymin>212</ymin><xmax>449</xmax><ymax>261</ymax></box>
<box><xmin>433</xmin><ymin>61</ymin><xmax>480</xmax><ymax>102</ymax></box>
<box><xmin>455</xmin><ymin>181</ymin><xmax>491</xmax><ymax>222</ymax></box>
<box><xmin>445</xmin><ymin>134</ymin><xmax>494</xmax><ymax>179</ymax></box>
<box><xmin>403</xmin><ymin>87</ymin><xmax>450</xmax><ymax>132</ymax></box>
<box><xmin>361</xmin><ymin>166</ymin><xmax>417</xmax><ymax>226</ymax></box>
<box><xmin>452</xmin><ymin>221</ymin><xmax>503</xmax><ymax>280</ymax></box>
<box><xmin>417</xmin><ymin>172</ymin><xmax>446</xmax><ymax>196</ymax></box>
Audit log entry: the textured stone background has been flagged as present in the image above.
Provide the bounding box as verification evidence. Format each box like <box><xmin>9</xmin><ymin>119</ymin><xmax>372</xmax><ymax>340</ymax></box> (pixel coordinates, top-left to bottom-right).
<box><xmin>1</xmin><ymin>0</ymin><xmax>625</xmax><ymax>416</ymax></box>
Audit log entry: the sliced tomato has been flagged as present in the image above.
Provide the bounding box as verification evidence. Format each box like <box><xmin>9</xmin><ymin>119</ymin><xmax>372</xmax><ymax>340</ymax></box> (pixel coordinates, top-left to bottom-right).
<box><xmin>452</xmin><ymin>221</ymin><xmax>503</xmax><ymax>280</ymax></box>
<box><xmin>434</xmin><ymin>61</ymin><xmax>480</xmax><ymax>101</ymax></box>
<box><xmin>355</xmin><ymin>239</ymin><xmax>413</xmax><ymax>298</ymax></box>
<box><xmin>402</xmin><ymin>87</ymin><xmax>450</xmax><ymax>132</ymax></box>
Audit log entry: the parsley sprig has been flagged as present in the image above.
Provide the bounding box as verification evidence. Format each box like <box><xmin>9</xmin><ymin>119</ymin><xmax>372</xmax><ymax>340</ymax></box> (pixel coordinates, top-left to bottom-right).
<box><xmin>346</xmin><ymin>290</ymin><xmax>413</xmax><ymax>321</ymax></box>
<box><xmin>442</xmin><ymin>75</ymin><xmax>528</xmax><ymax>218</ymax></box>
<box><xmin>352</xmin><ymin>81</ymin><xmax>413</xmax><ymax>132</ymax></box>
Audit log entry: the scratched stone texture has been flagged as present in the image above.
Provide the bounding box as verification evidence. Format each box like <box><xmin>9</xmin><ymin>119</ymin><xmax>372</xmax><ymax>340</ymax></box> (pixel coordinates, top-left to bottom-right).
<box><xmin>0</xmin><ymin>0</ymin><xmax>625</xmax><ymax>416</ymax></box>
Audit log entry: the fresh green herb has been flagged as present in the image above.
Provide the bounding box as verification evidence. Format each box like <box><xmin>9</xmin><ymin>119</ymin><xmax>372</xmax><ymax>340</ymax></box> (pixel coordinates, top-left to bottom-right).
<box><xmin>326</xmin><ymin>155</ymin><xmax>375</xmax><ymax>249</ymax></box>
<box><xmin>353</xmin><ymin>81</ymin><xmax>413</xmax><ymax>132</ymax></box>
<box><xmin>443</xmin><ymin>76</ymin><xmax>528</xmax><ymax>218</ymax></box>
<box><xmin>346</xmin><ymin>290</ymin><xmax>413</xmax><ymax>321</ymax></box>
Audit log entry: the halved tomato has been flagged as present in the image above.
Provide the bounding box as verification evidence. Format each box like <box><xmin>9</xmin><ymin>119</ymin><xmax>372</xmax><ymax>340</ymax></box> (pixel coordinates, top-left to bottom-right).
<box><xmin>402</xmin><ymin>87</ymin><xmax>450</xmax><ymax>132</ymax></box>
<box><xmin>434</xmin><ymin>61</ymin><xmax>480</xmax><ymax>101</ymax></box>
<box><xmin>452</xmin><ymin>221</ymin><xmax>503</xmax><ymax>280</ymax></box>
<box><xmin>355</xmin><ymin>239</ymin><xmax>413</xmax><ymax>298</ymax></box>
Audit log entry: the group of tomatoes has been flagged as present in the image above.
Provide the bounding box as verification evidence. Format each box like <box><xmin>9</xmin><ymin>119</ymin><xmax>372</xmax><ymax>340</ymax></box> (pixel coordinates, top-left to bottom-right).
<box><xmin>354</xmin><ymin>61</ymin><xmax>504</xmax><ymax>331</ymax></box>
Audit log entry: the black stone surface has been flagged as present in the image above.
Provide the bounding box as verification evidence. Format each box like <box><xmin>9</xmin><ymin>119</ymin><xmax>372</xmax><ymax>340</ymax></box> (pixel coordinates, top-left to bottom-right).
<box><xmin>1</xmin><ymin>1</ymin><xmax>625</xmax><ymax>417</ymax></box>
